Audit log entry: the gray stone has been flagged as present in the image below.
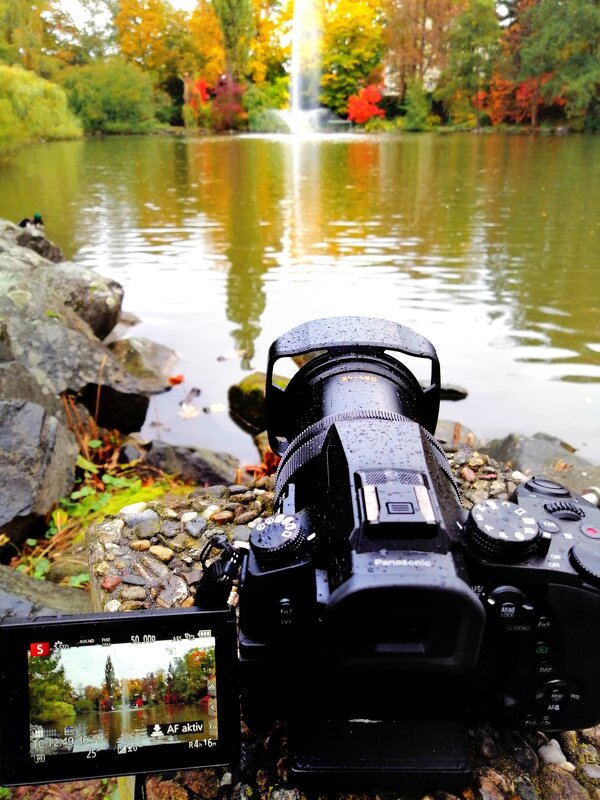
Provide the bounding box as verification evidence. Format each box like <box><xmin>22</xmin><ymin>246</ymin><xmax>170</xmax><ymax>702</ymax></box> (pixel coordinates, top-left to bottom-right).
<box><xmin>144</xmin><ymin>442</ymin><xmax>238</xmax><ymax>486</ymax></box>
<box><xmin>0</xmin><ymin>396</ymin><xmax>77</xmax><ymax>540</ymax></box>
<box><xmin>480</xmin><ymin>432</ymin><xmax>600</xmax><ymax>495</ymax></box>
<box><xmin>0</xmin><ymin>564</ymin><xmax>90</xmax><ymax>618</ymax></box>
<box><xmin>107</xmin><ymin>337</ymin><xmax>178</xmax><ymax>394</ymax></box>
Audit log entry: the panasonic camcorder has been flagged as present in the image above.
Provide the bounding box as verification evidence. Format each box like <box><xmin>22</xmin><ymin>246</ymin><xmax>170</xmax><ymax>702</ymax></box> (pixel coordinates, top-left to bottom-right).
<box><xmin>1</xmin><ymin>317</ymin><xmax>600</xmax><ymax>791</ymax></box>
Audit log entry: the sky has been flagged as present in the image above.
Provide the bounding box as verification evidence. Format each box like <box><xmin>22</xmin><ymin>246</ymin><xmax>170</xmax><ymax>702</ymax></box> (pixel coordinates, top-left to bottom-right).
<box><xmin>51</xmin><ymin>635</ymin><xmax>215</xmax><ymax>690</ymax></box>
<box><xmin>60</xmin><ymin>0</ymin><xmax>195</xmax><ymax>28</ymax></box>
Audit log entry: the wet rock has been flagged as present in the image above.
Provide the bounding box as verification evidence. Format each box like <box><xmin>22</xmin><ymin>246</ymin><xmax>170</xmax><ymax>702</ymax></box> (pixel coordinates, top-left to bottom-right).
<box><xmin>539</xmin><ymin>739</ymin><xmax>570</xmax><ymax>766</ymax></box>
<box><xmin>479</xmin><ymin>432</ymin><xmax>600</xmax><ymax>495</ymax></box>
<box><xmin>120</xmin><ymin>586</ymin><xmax>147</xmax><ymax>601</ymax></box>
<box><xmin>515</xmin><ymin>777</ymin><xmax>541</xmax><ymax>800</ymax></box>
<box><xmin>0</xmin><ymin>394</ymin><xmax>77</xmax><ymax>542</ymax></box>
<box><xmin>144</xmin><ymin>441</ymin><xmax>238</xmax><ymax>485</ymax></box>
<box><xmin>582</xmin><ymin>764</ymin><xmax>600</xmax><ymax>781</ymax></box>
<box><xmin>148</xmin><ymin>545</ymin><xmax>174</xmax><ymax>562</ymax></box>
<box><xmin>107</xmin><ymin>337</ymin><xmax>178</xmax><ymax>394</ymax></box>
<box><xmin>101</xmin><ymin>575</ymin><xmax>122</xmax><ymax>592</ymax></box>
<box><xmin>537</xmin><ymin>764</ymin><xmax>592</xmax><ymax>800</ymax></box>
<box><xmin>130</xmin><ymin>539</ymin><xmax>152</xmax><ymax>551</ymax></box>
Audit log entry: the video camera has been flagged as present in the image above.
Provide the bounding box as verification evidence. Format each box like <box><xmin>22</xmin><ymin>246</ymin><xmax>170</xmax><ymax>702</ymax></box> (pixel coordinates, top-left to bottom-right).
<box><xmin>2</xmin><ymin>317</ymin><xmax>600</xmax><ymax>791</ymax></box>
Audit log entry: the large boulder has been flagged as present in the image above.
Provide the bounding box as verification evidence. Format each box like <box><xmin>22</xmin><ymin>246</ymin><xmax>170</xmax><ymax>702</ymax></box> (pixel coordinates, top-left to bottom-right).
<box><xmin>1</xmin><ymin>220</ymin><xmax>122</xmax><ymax>339</ymax></box>
<box><xmin>480</xmin><ymin>432</ymin><xmax>600</xmax><ymax>495</ymax></box>
<box><xmin>0</xmin><ymin>224</ymin><xmax>172</xmax><ymax>432</ymax></box>
<box><xmin>0</xmin><ymin>219</ymin><xmax>177</xmax><ymax>540</ymax></box>
<box><xmin>0</xmin><ymin>333</ymin><xmax>78</xmax><ymax>540</ymax></box>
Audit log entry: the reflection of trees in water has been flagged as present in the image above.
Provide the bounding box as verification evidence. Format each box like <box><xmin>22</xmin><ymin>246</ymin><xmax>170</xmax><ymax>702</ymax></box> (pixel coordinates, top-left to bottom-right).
<box><xmin>220</xmin><ymin>143</ymin><xmax>287</xmax><ymax>370</ymax></box>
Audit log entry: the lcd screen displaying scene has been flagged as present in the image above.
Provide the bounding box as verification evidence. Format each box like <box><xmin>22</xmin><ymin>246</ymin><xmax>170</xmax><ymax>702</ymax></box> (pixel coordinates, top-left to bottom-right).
<box><xmin>28</xmin><ymin>630</ymin><xmax>218</xmax><ymax>761</ymax></box>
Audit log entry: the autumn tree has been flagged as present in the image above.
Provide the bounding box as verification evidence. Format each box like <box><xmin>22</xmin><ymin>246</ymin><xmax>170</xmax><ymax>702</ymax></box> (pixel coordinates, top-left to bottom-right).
<box><xmin>437</xmin><ymin>0</ymin><xmax>500</xmax><ymax>126</ymax></box>
<box><xmin>383</xmin><ymin>0</ymin><xmax>462</xmax><ymax>100</ymax></box>
<box><xmin>212</xmin><ymin>0</ymin><xmax>254</xmax><ymax>81</ymax></box>
<box><xmin>247</xmin><ymin>0</ymin><xmax>290</xmax><ymax>85</ymax></box>
<box><xmin>188</xmin><ymin>0</ymin><xmax>226</xmax><ymax>86</ymax></box>
<box><xmin>320</xmin><ymin>0</ymin><xmax>385</xmax><ymax>116</ymax></box>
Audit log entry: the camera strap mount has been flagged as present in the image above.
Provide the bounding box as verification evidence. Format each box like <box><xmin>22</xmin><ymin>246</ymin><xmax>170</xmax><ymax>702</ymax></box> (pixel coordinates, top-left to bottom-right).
<box><xmin>196</xmin><ymin>535</ymin><xmax>248</xmax><ymax>610</ymax></box>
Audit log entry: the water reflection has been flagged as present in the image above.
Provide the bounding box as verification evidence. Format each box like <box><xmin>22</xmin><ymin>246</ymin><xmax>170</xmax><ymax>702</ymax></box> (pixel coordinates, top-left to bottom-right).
<box><xmin>0</xmin><ymin>134</ymin><xmax>597</xmax><ymax>462</ymax></box>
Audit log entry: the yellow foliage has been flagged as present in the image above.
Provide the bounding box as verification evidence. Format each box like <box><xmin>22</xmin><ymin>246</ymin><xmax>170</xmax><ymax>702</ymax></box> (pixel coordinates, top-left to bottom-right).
<box><xmin>189</xmin><ymin>0</ymin><xmax>226</xmax><ymax>86</ymax></box>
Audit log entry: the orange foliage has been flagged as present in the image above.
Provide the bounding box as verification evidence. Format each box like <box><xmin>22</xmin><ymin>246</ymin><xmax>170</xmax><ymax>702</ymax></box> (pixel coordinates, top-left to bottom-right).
<box><xmin>481</xmin><ymin>72</ymin><xmax>566</xmax><ymax>125</ymax></box>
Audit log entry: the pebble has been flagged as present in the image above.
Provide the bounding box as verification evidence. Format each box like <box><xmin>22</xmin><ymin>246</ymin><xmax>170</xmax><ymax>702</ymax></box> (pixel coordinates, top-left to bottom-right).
<box><xmin>101</xmin><ymin>575</ymin><xmax>122</xmax><ymax>591</ymax></box>
<box><xmin>148</xmin><ymin>545</ymin><xmax>174</xmax><ymax>562</ymax></box>
<box><xmin>129</xmin><ymin>539</ymin><xmax>151</xmax><ymax>551</ymax></box>
<box><xmin>120</xmin><ymin>586</ymin><xmax>147</xmax><ymax>601</ymax></box>
<box><xmin>539</xmin><ymin>738</ymin><xmax>570</xmax><ymax>766</ymax></box>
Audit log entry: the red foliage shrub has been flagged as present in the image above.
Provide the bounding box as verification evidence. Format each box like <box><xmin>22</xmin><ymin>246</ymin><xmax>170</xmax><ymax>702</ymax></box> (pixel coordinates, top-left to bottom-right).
<box><xmin>347</xmin><ymin>84</ymin><xmax>385</xmax><ymax>125</ymax></box>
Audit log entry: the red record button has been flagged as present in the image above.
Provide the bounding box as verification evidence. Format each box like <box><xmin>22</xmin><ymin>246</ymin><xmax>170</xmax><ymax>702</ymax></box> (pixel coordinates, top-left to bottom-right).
<box><xmin>581</xmin><ymin>523</ymin><xmax>600</xmax><ymax>539</ymax></box>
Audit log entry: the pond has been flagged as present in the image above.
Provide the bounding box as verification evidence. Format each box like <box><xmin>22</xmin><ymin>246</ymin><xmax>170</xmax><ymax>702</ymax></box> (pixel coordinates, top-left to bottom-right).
<box><xmin>0</xmin><ymin>133</ymin><xmax>598</xmax><ymax>465</ymax></box>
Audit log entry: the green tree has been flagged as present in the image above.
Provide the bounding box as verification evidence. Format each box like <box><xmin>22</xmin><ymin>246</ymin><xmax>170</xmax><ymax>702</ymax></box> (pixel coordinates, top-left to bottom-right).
<box><xmin>437</xmin><ymin>0</ymin><xmax>500</xmax><ymax>126</ymax></box>
<box><xmin>213</xmin><ymin>0</ymin><xmax>254</xmax><ymax>81</ymax></box>
<box><xmin>320</xmin><ymin>0</ymin><xmax>385</xmax><ymax>116</ymax></box>
<box><xmin>29</xmin><ymin>649</ymin><xmax>76</xmax><ymax>724</ymax></box>
<box><xmin>519</xmin><ymin>0</ymin><xmax>600</xmax><ymax>129</ymax></box>
<box><xmin>60</xmin><ymin>58</ymin><xmax>160</xmax><ymax>133</ymax></box>
<box><xmin>403</xmin><ymin>77</ymin><xmax>432</xmax><ymax>129</ymax></box>
<box><xmin>0</xmin><ymin>64</ymin><xmax>81</xmax><ymax>156</ymax></box>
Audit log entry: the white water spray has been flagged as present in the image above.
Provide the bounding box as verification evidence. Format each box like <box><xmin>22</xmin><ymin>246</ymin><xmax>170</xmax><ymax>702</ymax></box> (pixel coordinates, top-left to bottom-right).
<box><xmin>288</xmin><ymin>0</ymin><xmax>323</xmax><ymax>133</ymax></box>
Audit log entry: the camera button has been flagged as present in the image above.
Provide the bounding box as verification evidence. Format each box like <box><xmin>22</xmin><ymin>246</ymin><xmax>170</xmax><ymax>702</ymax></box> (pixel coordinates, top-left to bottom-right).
<box><xmin>537</xmin><ymin>616</ymin><xmax>552</xmax><ymax>632</ymax></box>
<box><xmin>539</xmin><ymin>519</ymin><xmax>562</xmax><ymax>535</ymax></box>
<box><xmin>581</xmin><ymin>523</ymin><xmax>600</xmax><ymax>539</ymax></box>
<box><xmin>535</xmin><ymin>641</ymin><xmax>551</xmax><ymax>656</ymax></box>
<box><xmin>537</xmin><ymin>661</ymin><xmax>554</xmax><ymax>676</ymax></box>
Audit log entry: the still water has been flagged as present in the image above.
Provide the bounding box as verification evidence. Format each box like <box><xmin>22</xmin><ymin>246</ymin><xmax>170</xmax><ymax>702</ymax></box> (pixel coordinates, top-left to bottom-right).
<box><xmin>0</xmin><ymin>133</ymin><xmax>598</xmax><ymax>464</ymax></box>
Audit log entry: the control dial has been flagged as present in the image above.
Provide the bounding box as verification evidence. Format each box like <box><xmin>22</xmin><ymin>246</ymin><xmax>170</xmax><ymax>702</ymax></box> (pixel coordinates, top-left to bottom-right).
<box><xmin>466</xmin><ymin>500</ymin><xmax>549</xmax><ymax>561</ymax></box>
<box><xmin>569</xmin><ymin>541</ymin><xmax>600</xmax><ymax>588</ymax></box>
<box><xmin>249</xmin><ymin>514</ymin><xmax>307</xmax><ymax>569</ymax></box>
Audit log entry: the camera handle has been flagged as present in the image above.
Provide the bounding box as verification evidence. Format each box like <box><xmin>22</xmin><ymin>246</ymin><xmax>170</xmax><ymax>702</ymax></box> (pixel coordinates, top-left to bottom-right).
<box><xmin>266</xmin><ymin>316</ymin><xmax>441</xmax><ymax>455</ymax></box>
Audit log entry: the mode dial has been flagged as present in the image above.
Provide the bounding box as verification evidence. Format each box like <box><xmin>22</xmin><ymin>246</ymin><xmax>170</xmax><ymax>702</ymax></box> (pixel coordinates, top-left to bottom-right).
<box><xmin>466</xmin><ymin>500</ymin><xmax>548</xmax><ymax>561</ymax></box>
<box><xmin>249</xmin><ymin>514</ymin><xmax>307</xmax><ymax>569</ymax></box>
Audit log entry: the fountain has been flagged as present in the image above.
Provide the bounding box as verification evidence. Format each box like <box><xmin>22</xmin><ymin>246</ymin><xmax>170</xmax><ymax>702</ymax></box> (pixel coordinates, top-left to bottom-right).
<box><xmin>285</xmin><ymin>0</ymin><xmax>326</xmax><ymax>133</ymax></box>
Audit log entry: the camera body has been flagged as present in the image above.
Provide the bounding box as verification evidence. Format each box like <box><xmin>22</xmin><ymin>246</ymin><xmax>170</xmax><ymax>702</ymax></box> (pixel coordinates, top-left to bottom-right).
<box><xmin>2</xmin><ymin>316</ymin><xmax>600</xmax><ymax>790</ymax></box>
<box><xmin>236</xmin><ymin>317</ymin><xmax>600</xmax><ymax>785</ymax></box>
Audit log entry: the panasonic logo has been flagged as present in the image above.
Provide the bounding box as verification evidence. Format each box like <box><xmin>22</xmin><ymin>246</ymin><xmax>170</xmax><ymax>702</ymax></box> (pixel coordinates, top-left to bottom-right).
<box><xmin>373</xmin><ymin>558</ymin><xmax>432</xmax><ymax>568</ymax></box>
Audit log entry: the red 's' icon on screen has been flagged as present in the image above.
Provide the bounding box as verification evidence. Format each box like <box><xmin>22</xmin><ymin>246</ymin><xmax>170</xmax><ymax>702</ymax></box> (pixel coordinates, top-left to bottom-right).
<box><xmin>30</xmin><ymin>642</ymin><xmax>50</xmax><ymax>657</ymax></box>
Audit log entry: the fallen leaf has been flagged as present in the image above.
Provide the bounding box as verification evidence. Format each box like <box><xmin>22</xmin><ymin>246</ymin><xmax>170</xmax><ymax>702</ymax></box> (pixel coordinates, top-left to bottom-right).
<box><xmin>179</xmin><ymin>402</ymin><xmax>200</xmax><ymax>419</ymax></box>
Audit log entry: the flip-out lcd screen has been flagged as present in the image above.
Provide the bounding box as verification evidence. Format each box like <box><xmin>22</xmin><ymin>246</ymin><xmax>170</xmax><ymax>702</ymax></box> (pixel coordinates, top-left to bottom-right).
<box><xmin>0</xmin><ymin>608</ymin><xmax>238</xmax><ymax>785</ymax></box>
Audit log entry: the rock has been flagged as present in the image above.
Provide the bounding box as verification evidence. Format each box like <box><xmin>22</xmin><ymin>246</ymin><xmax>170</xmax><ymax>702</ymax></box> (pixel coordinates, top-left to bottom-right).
<box><xmin>479</xmin><ymin>432</ymin><xmax>600</xmax><ymax>495</ymax></box>
<box><xmin>539</xmin><ymin>738</ymin><xmax>569</xmax><ymax>766</ymax></box>
<box><xmin>144</xmin><ymin>442</ymin><xmax>239</xmax><ymax>486</ymax></box>
<box><xmin>435</xmin><ymin>420</ymin><xmax>480</xmax><ymax>450</ymax></box>
<box><xmin>0</xmin><ymin>394</ymin><xmax>77</xmax><ymax>541</ymax></box>
<box><xmin>107</xmin><ymin>337</ymin><xmax>178</xmax><ymax>394</ymax></box>
<box><xmin>582</xmin><ymin>764</ymin><xmax>600</xmax><ymax>781</ymax></box>
<box><xmin>0</xmin><ymin>563</ymin><xmax>90</xmax><ymax>619</ymax></box>
<box><xmin>47</xmin><ymin>554</ymin><xmax>89</xmax><ymax>583</ymax></box>
<box><xmin>15</xmin><ymin>227</ymin><xmax>63</xmax><ymax>262</ymax></box>
<box><xmin>537</xmin><ymin>764</ymin><xmax>592</xmax><ymax>800</ymax></box>
<box><xmin>228</xmin><ymin>371</ymin><xmax>288</xmax><ymax>432</ymax></box>
<box><xmin>41</xmin><ymin>258</ymin><xmax>123</xmax><ymax>340</ymax></box>
<box><xmin>148</xmin><ymin>545</ymin><xmax>174</xmax><ymax>562</ymax></box>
